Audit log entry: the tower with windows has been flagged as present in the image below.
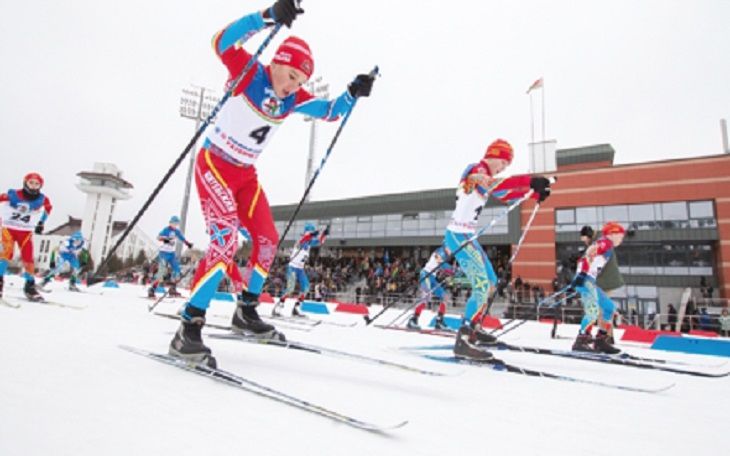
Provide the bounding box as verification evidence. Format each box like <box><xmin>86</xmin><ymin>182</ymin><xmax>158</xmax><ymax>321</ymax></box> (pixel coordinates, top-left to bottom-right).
<box><xmin>75</xmin><ymin>163</ymin><xmax>133</xmax><ymax>269</ymax></box>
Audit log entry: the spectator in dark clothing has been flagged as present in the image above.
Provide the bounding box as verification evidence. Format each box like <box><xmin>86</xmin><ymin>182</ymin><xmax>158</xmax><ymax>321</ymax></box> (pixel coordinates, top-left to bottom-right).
<box><xmin>667</xmin><ymin>303</ymin><xmax>677</xmax><ymax>331</ymax></box>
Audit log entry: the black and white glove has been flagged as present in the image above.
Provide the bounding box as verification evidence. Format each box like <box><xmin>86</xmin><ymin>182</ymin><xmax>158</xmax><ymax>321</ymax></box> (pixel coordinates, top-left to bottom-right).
<box><xmin>529</xmin><ymin>176</ymin><xmax>552</xmax><ymax>203</ymax></box>
<box><xmin>266</xmin><ymin>0</ymin><xmax>304</xmax><ymax>28</ymax></box>
<box><xmin>34</xmin><ymin>222</ymin><xmax>44</xmax><ymax>235</ymax></box>
<box><xmin>162</xmin><ymin>238</ymin><xmax>173</xmax><ymax>245</ymax></box>
<box><xmin>348</xmin><ymin>74</ymin><xmax>375</xmax><ymax>98</ymax></box>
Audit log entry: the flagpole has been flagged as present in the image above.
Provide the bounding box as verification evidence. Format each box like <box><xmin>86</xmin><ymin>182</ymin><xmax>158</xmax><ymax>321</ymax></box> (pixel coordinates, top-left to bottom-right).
<box><xmin>541</xmin><ymin>79</ymin><xmax>546</xmax><ymax>165</ymax></box>
<box><xmin>529</xmin><ymin>91</ymin><xmax>535</xmax><ymax>173</ymax></box>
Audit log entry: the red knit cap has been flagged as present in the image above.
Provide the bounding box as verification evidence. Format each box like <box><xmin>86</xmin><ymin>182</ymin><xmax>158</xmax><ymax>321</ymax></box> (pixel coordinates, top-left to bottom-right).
<box><xmin>272</xmin><ymin>36</ymin><xmax>314</xmax><ymax>79</ymax></box>
<box><xmin>24</xmin><ymin>172</ymin><xmax>44</xmax><ymax>187</ymax></box>
<box><xmin>483</xmin><ymin>139</ymin><xmax>514</xmax><ymax>164</ymax></box>
<box><xmin>602</xmin><ymin>221</ymin><xmax>626</xmax><ymax>236</ymax></box>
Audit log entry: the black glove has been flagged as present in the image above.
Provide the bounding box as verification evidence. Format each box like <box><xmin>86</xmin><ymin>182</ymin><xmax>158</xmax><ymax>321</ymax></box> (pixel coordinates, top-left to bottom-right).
<box><xmin>49</xmin><ymin>260</ymin><xmax>56</xmax><ymax>269</ymax></box>
<box><xmin>529</xmin><ymin>176</ymin><xmax>551</xmax><ymax>202</ymax></box>
<box><xmin>34</xmin><ymin>222</ymin><xmax>44</xmax><ymax>235</ymax></box>
<box><xmin>185</xmin><ymin>241</ymin><xmax>193</xmax><ymax>249</ymax></box>
<box><xmin>267</xmin><ymin>0</ymin><xmax>303</xmax><ymax>28</ymax></box>
<box><xmin>162</xmin><ymin>238</ymin><xmax>173</xmax><ymax>245</ymax></box>
<box><xmin>571</xmin><ymin>272</ymin><xmax>587</xmax><ymax>289</ymax></box>
<box><xmin>323</xmin><ymin>224</ymin><xmax>331</xmax><ymax>236</ymax></box>
<box><xmin>348</xmin><ymin>74</ymin><xmax>375</xmax><ymax>98</ymax></box>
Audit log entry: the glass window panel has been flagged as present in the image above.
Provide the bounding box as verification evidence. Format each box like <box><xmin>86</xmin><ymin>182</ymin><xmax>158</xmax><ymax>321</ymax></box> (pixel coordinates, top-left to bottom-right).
<box><xmin>357</xmin><ymin>215</ymin><xmax>372</xmax><ymax>222</ymax></box>
<box><xmin>662</xmin><ymin>244</ymin><xmax>688</xmax><ymax>267</ymax></box>
<box><xmin>629</xmin><ymin>204</ymin><xmax>654</xmax><ymax>222</ymax></box>
<box><xmin>575</xmin><ymin>207</ymin><xmax>598</xmax><ymax>224</ymax></box>
<box><xmin>689</xmin><ymin>201</ymin><xmax>713</xmax><ymax>219</ymax></box>
<box><xmin>372</xmin><ymin>214</ymin><xmax>387</xmax><ymax>222</ymax></box>
<box><xmin>636</xmin><ymin>286</ymin><xmax>658</xmax><ymax>298</ymax></box>
<box><xmin>663</xmin><ymin>266</ymin><xmax>689</xmax><ymax>275</ymax></box>
<box><xmin>419</xmin><ymin>212</ymin><xmax>434</xmax><ymax>220</ymax></box>
<box><xmin>661</xmin><ymin>202</ymin><xmax>687</xmax><ymax>221</ymax></box>
<box><xmin>386</xmin><ymin>214</ymin><xmax>400</xmax><ymax>222</ymax></box>
<box><xmin>555</xmin><ymin>209</ymin><xmax>574</xmax><ymax>224</ymax></box>
<box><xmin>603</xmin><ymin>205</ymin><xmax>629</xmax><ymax>222</ymax></box>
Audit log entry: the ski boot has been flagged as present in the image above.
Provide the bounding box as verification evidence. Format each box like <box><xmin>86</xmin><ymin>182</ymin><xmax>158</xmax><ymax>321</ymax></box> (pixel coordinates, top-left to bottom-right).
<box><xmin>168</xmin><ymin>283</ymin><xmax>182</xmax><ymax>298</ymax></box>
<box><xmin>147</xmin><ymin>286</ymin><xmax>156</xmax><ymax>299</ymax></box>
<box><xmin>0</xmin><ymin>276</ymin><xmax>4</xmax><ymax>299</ymax></box>
<box><xmin>232</xmin><ymin>291</ymin><xmax>284</xmax><ymax>341</ymax></box>
<box><xmin>434</xmin><ymin>315</ymin><xmax>447</xmax><ymax>330</ymax></box>
<box><xmin>271</xmin><ymin>298</ymin><xmax>284</xmax><ymax>317</ymax></box>
<box><xmin>68</xmin><ymin>278</ymin><xmax>80</xmax><ymax>292</ymax></box>
<box><xmin>572</xmin><ymin>333</ymin><xmax>595</xmax><ymax>352</ymax></box>
<box><xmin>291</xmin><ymin>300</ymin><xmax>305</xmax><ymax>318</ymax></box>
<box><xmin>24</xmin><ymin>280</ymin><xmax>44</xmax><ymax>302</ymax></box>
<box><xmin>594</xmin><ymin>330</ymin><xmax>620</xmax><ymax>354</ymax></box>
<box><xmin>472</xmin><ymin>324</ymin><xmax>498</xmax><ymax>345</ymax></box>
<box><xmin>406</xmin><ymin>314</ymin><xmax>421</xmax><ymax>330</ymax></box>
<box><xmin>169</xmin><ymin>307</ymin><xmax>216</xmax><ymax>368</ymax></box>
<box><xmin>453</xmin><ymin>326</ymin><xmax>494</xmax><ymax>362</ymax></box>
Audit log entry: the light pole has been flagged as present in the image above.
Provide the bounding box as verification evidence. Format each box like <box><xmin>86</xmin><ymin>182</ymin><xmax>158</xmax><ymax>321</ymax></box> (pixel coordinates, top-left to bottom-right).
<box><xmin>303</xmin><ymin>77</ymin><xmax>329</xmax><ymax>201</ymax></box>
<box><xmin>178</xmin><ymin>85</ymin><xmax>219</xmax><ymax>255</ymax></box>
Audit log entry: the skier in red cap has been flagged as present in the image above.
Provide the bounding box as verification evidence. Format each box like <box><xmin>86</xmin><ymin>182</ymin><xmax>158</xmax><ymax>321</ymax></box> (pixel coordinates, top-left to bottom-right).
<box><xmin>570</xmin><ymin>221</ymin><xmax>626</xmax><ymax>354</ymax></box>
<box><xmin>0</xmin><ymin>173</ymin><xmax>53</xmax><ymax>302</ymax></box>
<box><xmin>170</xmin><ymin>0</ymin><xmax>376</xmax><ymax>366</ymax></box>
<box><xmin>443</xmin><ymin>139</ymin><xmax>553</xmax><ymax>361</ymax></box>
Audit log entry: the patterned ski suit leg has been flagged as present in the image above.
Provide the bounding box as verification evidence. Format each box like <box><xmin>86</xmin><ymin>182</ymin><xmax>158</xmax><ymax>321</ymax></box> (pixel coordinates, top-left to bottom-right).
<box><xmin>234</xmin><ymin>164</ymin><xmax>279</xmax><ymax>297</ymax></box>
<box><xmin>187</xmin><ymin>149</ymin><xmax>246</xmax><ymax>311</ymax></box>
<box><xmin>444</xmin><ymin>230</ymin><xmax>497</xmax><ymax>323</ymax></box>
<box><xmin>577</xmin><ymin>278</ymin><xmax>601</xmax><ymax>334</ymax></box>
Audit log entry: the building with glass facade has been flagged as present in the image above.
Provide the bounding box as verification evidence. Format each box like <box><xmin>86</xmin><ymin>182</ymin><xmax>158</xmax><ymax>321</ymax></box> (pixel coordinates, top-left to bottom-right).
<box><xmin>271</xmin><ymin>144</ymin><xmax>730</xmax><ymax>316</ymax></box>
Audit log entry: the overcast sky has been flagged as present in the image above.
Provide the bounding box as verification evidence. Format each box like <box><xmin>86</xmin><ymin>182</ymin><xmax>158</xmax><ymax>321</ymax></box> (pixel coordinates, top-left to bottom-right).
<box><xmin>1</xmin><ymin>0</ymin><xmax>729</xmax><ymax>245</ymax></box>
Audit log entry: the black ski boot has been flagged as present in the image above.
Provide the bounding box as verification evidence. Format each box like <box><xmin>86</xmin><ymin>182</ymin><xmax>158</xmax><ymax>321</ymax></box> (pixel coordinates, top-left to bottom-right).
<box><xmin>24</xmin><ymin>280</ymin><xmax>44</xmax><ymax>302</ymax></box>
<box><xmin>434</xmin><ymin>314</ymin><xmax>447</xmax><ymax>330</ymax></box>
<box><xmin>572</xmin><ymin>333</ymin><xmax>594</xmax><ymax>352</ymax></box>
<box><xmin>147</xmin><ymin>286</ymin><xmax>156</xmax><ymax>298</ymax></box>
<box><xmin>68</xmin><ymin>278</ymin><xmax>80</xmax><ymax>292</ymax></box>
<box><xmin>232</xmin><ymin>291</ymin><xmax>282</xmax><ymax>340</ymax></box>
<box><xmin>472</xmin><ymin>325</ymin><xmax>498</xmax><ymax>345</ymax></box>
<box><xmin>454</xmin><ymin>326</ymin><xmax>494</xmax><ymax>362</ymax></box>
<box><xmin>169</xmin><ymin>306</ymin><xmax>216</xmax><ymax>368</ymax></box>
<box><xmin>0</xmin><ymin>276</ymin><xmax>4</xmax><ymax>299</ymax></box>
<box><xmin>291</xmin><ymin>299</ymin><xmax>305</xmax><ymax>318</ymax></box>
<box><xmin>168</xmin><ymin>283</ymin><xmax>182</xmax><ymax>298</ymax></box>
<box><xmin>594</xmin><ymin>330</ymin><xmax>620</xmax><ymax>354</ymax></box>
<box><xmin>407</xmin><ymin>314</ymin><xmax>421</xmax><ymax>330</ymax></box>
<box><xmin>271</xmin><ymin>298</ymin><xmax>284</xmax><ymax>317</ymax></box>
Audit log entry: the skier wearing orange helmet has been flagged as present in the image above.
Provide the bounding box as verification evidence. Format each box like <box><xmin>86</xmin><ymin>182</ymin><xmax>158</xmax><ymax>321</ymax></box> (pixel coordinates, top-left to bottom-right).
<box><xmin>0</xmin><ymin>173</ymin><xmax>53</xmax><ymax>301</ymax></box>
<box><xmin>570</xmin><ymin>221</ymin><xmax>626</xmax><ymax>354</ymax></box>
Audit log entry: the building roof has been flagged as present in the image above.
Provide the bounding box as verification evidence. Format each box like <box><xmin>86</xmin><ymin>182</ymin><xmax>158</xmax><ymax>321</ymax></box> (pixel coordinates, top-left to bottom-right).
<box><xmin>76</xmin><ymin>171</ymin><xmax>134</xmax><ymax>189</ymax></box>
<box><xmin>556</xmin><ymin>143</ymin><xmax>615</xmax><ymax>168</ymax></box>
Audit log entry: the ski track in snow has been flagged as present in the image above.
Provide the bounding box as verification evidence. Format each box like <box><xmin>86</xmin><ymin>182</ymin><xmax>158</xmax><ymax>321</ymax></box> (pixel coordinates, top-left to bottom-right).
<box><xmin>0</xmin><ymin>276</ymin><xmax>727</xmax><ymax>456</ymax></box>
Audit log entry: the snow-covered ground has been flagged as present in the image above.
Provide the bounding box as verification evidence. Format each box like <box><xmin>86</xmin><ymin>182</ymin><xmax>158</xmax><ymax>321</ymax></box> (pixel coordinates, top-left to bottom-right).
<box><xmin>1</xmin><ymin>276</ymin><xmax>727</xmax><ymax>456</ymax></box>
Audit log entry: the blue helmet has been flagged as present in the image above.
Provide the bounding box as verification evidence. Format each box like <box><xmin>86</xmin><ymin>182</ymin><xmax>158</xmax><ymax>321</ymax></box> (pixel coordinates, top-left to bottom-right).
<box><xmin>169</xmin><ymin>215</ymin><xmax>181</xmax><ymax>225</ymax></box>
<box><xmin>303</xmin><ymin>222</ymin><xmax>316</xmax><ymax>233</ymax></box>
<box><xmin>71</xmin><ymin>231</ymin><xmax>83</xmax><ymax>242</ymax></box>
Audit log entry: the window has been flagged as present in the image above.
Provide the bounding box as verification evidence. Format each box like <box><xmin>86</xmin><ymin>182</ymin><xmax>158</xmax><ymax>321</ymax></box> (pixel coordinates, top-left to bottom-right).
<box><xmin>629</xmin><ymin>204</ymin><xmax>654</xmax><ymax>222</ymax></box>
<box><xmin>661</xmin><ymin>202</ymin><xmax>688</xmax><ymax>221</ymax></box>
<box><xmin>575</xmin><ymin>207</ymin><xmax>598</xmax><ymax>225</ymax></box>
<box><xmin>689</xmin><ymin>201</ymin><xmax>713</xmax><ymax>219</ymax></box>
<box><xmin>602</xmin><ymin>205</ymin><xmax>628</xmax><ymax>222</ymax></box>
<box><xmin>556</xmin><ymin>209</ymin><xmax>575</xmax><ymax>224</ymax></box>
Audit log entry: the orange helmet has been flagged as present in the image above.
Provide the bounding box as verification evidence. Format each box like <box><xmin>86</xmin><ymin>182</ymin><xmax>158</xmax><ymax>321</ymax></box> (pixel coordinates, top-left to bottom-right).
<box><xmin>483</xmin><ymin>139</ymin><xmax>513</xmax><ymax>164</ymax></box>
<box><xmin>602</xmin><ymin>221</ymin><xmax>626</xmax><ymax>236</ymax></box>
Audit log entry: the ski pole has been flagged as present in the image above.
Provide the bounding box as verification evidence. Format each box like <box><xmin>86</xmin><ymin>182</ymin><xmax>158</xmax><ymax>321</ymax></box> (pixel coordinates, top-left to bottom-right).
<box><xmin>276</xmin><ymin>66</ymin><xmax>380</xmax><ymax>250</ymax></box>
<box><xmin>488</xmin><ymin>285</ymin><xmax>570</xmax><ymax>334</ymax></box>
<box><xmin>88</xmin><ymin>24</ymin><xmax>284</xmax><ymax>286</ymax></box>
<box><xmin>367</xmin><ymin>192</ymin><xmax>531</xmax><ymax>326</ymax></box>
<box><xmin>148</xmin><ymin>264</ymin><xmax>196</xmax><ymax>312</ymax></box>
<box><xmin>508</xmin><ymin>200</ymin><xmax>540</xmax><ymax>264</ymax></box>
<box><xmin>491</xmin><ymin>289</ymin><xmax>576</xmax><ymax>338</ymax></box>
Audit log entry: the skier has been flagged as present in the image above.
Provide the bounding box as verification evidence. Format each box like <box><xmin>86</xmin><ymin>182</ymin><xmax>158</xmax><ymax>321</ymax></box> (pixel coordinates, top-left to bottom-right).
<box><xmin>572</xmin><ymin>224</ymin><xmax>625</xmax><ymax>344</ymax></box>
<box><xmin>0</xmin><ymin>173</ymin><xmax>53</xmax><ymax>301</ymax></box>
<box><xmin>169</xmin><ymin>0</ymin><xmax>375</xmax><ymax>365</ymax></box>
<box><xmin>272</xmin><ymin>222</ymin><xmax>329</xmax><ymax>317</ymax></box>
<box><xmin>570</xmin><ymin>221</ymin><xmax>626</xmax><ymax>354</ymax></box>
<box><xmin>148</xmin><ymin>216</ymin><xmax>193</xmax><ymax>298</ymax></box>
<box><xmin>445</xmin><ymin>140</ymin><xmax>552</xmax><ymax>361</ymax></box>
<box><xmin>407</xmin><ymin>246</ymin><xmax>451</xmax><ymax>329</ymax></box>
<box><xmin>40</xmin><ymin>231</ymin><xmax>85</xmax><ymax>291</ymax></box>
